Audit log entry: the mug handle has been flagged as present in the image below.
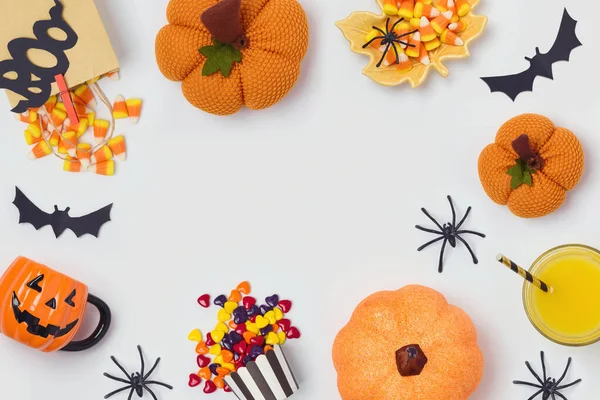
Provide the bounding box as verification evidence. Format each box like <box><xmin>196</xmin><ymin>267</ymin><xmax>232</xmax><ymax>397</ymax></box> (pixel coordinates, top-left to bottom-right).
<box><xmin>60</xmin><ymin>294</ymin><xmax>111</xmax><ymax>352</ymax></box>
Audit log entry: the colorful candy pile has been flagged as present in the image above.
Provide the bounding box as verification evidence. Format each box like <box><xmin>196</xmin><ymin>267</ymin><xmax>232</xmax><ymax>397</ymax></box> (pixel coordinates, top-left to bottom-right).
<box><xmin>14</xmin><ymin>73</ymin><xmax>142</xmax><ymax>176</ymax></box>
<box><xmin>368</xmin><ymin>0</ymin><xmax>471</xmax><ymax>70</ymax></box>
<box><xmin>187</xmin><ymin>281</ymin><xmax>301</xmax><ymax>394</ymax></box>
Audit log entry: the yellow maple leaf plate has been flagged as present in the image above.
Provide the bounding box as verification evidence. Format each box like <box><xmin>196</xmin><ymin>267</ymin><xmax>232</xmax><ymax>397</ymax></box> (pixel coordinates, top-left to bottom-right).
<box><xmin>336</xmin><ymin>0</ymin><xmax>487</xmax><ymax>87</ymax></box>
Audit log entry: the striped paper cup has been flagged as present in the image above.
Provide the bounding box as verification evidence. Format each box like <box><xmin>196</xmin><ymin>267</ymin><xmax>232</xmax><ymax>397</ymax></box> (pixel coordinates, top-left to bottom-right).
<box><xmin>225</xmin><ymin>345</ymin><xmax>299</xmax><ymax>400</ymax></box>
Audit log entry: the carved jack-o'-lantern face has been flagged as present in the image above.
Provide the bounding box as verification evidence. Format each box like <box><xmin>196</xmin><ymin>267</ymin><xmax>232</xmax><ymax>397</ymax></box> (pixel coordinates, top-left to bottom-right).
<box><xmin>0</xmin><ymin>257</ymin><xmax>88</xmax><ymax>352</ymax></box>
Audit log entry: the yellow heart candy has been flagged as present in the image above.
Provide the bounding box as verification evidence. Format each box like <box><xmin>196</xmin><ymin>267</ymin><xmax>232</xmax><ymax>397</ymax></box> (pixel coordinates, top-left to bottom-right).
<box><xmin>209</xmin><ymin>344</ymin><xmax>222</xmax><ymax>355</ymax></box>
<box><xmin>217</xmin><ymin>309</ymin><xmax>231</xmax><ymax>322</ymax></box>
<box><xmin>224</xmin><ymin>301</ymin><xmax>238</xmax><ymax>314</ymax></box>
<box><xmin>278</xmin><ymin>331</ymin><xmax>286</xmax><ymax>345</ymax></box>
<box><xmin>222</xmin><ymin>362</ymin><xmax>235</xmax><ymax>371</ymax></box>
<box><xmin>214</xmin><ymin>354</ymin><xmax>224</xmax><ymax>365</ymax></box>
<box><xmin>265</xmin><ymin>331</ymin><xmax>280</xmax><ymax>345</ymax></box>
<box><xmin>256</xmin><ymin>315</ymin><xmax>269</xmax><ymax>329</ymax></box>
<box><xmin>264</xmin><ymin>311</ymin><xmax>276</xmax><ymax>325</ymax></box>
<box><xmin>273</xmin><ymin>307</ymin><xmax>283</xmax><ymax>321</ymax></box>
<box><xmin>215</xmin><ymin>322</ymin><xmax>229</xmax><ymax>333</ymax></box>
<box><xmin>188</xmin><ymin>329</ymin><xmax>203</xmax><ymax>342</ymax></box>
<box><xmin>211</xmin><ymin>330</ymin><xmax>225</xmax><ymax>343</ymax></box>
<box><xmin>246</xmin><ymin>322</ymin><xmax>259</xmax><ymax>334</ymax></box>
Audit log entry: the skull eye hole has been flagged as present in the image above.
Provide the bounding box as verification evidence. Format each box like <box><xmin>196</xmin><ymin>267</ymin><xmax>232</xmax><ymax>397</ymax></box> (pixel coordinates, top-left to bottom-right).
<box><xmin>65</xmin><ymin>289</ymin><xmax>76</xmax><ymax>307</ymax></box>
<box><xmin>26</xmin><ymin>275</ymin><xmax>44</xmax><ymax>293</ymax></box>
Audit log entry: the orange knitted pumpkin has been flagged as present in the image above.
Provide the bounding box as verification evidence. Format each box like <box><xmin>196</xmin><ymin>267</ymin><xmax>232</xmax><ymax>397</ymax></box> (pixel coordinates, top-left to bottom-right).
<box><xmin>155</xmin><ymin>0</ymin><xmax>309</xmax><ymax>116</ymax></box>
<box><xmin>478</xmin><ymin>114</ymin><xmax>584</xmax><ymax>218</ymax></box>
<box><xmin>332</xmin><ymin>285</ymin><xmax>483</xmax><ymax>400</ymax></box>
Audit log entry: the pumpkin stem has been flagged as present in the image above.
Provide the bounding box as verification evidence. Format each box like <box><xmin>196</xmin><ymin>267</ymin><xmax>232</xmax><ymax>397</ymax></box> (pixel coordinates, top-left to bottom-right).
<box><xmin>512</xmin><ymin>134</ymin><xmax>544</xmax><ymax>171</ymax></box>
<box><xmin>396</xmin><ymin>344</ymin><xmax>428</xmax><ymax>376</ymax></box>
<box><xmin>201</xmin><ymin>0</ymin><xmax>248</xmax><ymax>49</ymax></box>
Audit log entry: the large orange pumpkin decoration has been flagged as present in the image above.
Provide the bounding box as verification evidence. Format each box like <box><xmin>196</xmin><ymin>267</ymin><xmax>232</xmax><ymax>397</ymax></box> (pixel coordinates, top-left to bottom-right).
<box><xmin>478</xmin><ymin>114</ymin><xmax>584</xmax><ymax>218</ymax></box>
<box><xmin>155</xmin><ymin>0</ymin><xmax>309</xmax><ymax>116</ymax></box>
<box><xmin>0</xmin><ymin>256</ymin><xmax>111</xmax><ymax>352</ymax></box>
<box><xmin>332</xmin><ymin>285</ymin><xmax>483</xmax><ymax>399</ymax></box>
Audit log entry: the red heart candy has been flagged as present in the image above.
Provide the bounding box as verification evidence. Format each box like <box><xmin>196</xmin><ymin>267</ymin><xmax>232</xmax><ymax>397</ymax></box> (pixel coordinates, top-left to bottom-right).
<box><xmin>250</xmin><ymin>315</ymin><xmax>257</xmax><ymax>323</ymax></box>
<box><xmin>224</xmin><ymin>384</ymin><xmax>232</xmax><ymax>392</ymax></box>
<box><xmin>205</xmin><ymin>332</ymin><xmax>215</xmax><ymax>346</ymax></box>
<box><xmin>197</xmin><ymin>294</ymin><xmax>210</xmax><ymax>308</ymax></box>
<box><xmin>243</xmin><ymin>296</ymin><xmax>256</xmax><ymax>309</ymax></box>
<box><xmin>278</xmin><ymin>319</ymin><xmax>291</xmax><ymax>332</ymax></box>
<box><xmin>287</xmin><ymin>327</ymin><xmax>301</xmax><ymax>339</ymax></box>
<box><xmin>278</xmin><ymin>300</ymin><xmax>292</xmax><ymax>313</ymax></box>
<box><xmin>188</xmin><ymin>374</ymin><xmax>202</xmax><ymax>387</ymax></box>
<box><xmin>204</xmin><ymin>380</ymin><xmax>217</xmax><ymax>394</ymax></box>
<box><xmin>250</xmin><ymin>336</ymin><xmax>265</xmax><ymax>346</ymax></box>
<box><xmin>233</xmin><ymin>341</ymin><xmax>247</xmax><ymax>355</ymax></box>
<box><xmin>235</xmin><ymin>324</ymin><xmax>247</xmax><ymax>335</ymax></box>
<box><xmin>197</xmin><ymin>355</ymin><xmax>211</xmax><ymax>368</ymax></box>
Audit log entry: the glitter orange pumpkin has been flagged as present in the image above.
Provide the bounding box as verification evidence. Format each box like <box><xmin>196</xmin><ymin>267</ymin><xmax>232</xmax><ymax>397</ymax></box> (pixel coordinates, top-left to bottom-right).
<box><xmin>478</xmin><ymin>114</ymin><xmax>584</xmax><ymax>218</ymax></box>
<box><xmin>332</xmin><ymin>285</ymin><xmax>483</xmax><ymax>399</ymax></box>
<box><xmin>155</xmin><ymin>0</ymin><xmax>309</xmax><ymax>116</ymax></box>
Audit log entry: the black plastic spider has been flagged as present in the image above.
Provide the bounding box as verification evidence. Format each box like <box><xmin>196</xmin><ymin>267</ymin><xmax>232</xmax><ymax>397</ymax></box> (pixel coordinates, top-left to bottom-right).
<box><xmin>513</xmin><ymin>351</ymin><xmax>581</xmax><ymax>400</ymax></box>
<box><xmin>104</xmin><ymin>345</ymin><xmax>173</xmax><ymax>400</ymax></box>
<box><xmin>415</xmin><ymin>195</ymin><xmax>486</xmax><ymax>273</ymax></box>
<box><xmin>362</xmin><ymin>18</ymin><xmax>418</xmax><ymax>67</ymax></box>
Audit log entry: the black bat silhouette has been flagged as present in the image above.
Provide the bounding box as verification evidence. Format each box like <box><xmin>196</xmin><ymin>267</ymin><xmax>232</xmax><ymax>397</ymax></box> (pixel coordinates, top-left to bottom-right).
<box><xmin>481</xmin><ymin>8</ymin><xmax>582</xmax><ymax>101</ymax></box>
<box><xmin>13</xmin><ymin>187</ymin><xmax>112</xmax><ymax>238</ymax></box>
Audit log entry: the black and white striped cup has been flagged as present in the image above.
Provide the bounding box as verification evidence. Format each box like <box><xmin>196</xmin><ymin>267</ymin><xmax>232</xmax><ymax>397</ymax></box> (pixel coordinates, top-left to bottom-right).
<box><xmin>224</xmin><ymin>345</ymin><xmax>299</xmax><ymax>400</ymax></box>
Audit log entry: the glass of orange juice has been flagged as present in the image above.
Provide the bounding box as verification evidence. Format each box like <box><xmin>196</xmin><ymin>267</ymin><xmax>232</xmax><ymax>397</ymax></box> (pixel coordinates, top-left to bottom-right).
<box><xmin>523</xmin><ymin>244</ymin><xmax>600</xmax><ymax>346</ymax></box>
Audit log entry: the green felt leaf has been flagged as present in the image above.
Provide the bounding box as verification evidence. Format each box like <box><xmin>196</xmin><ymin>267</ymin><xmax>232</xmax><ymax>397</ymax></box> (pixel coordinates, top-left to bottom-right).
<box><xmin>199</xmin><ymin>40</ymin><xmax>242</xmax><ymax>78</ymax></box>
<box><xmin>507</xmin><ymin>159</ymin><xmax>535</xmax><ymax>190</ymax></box>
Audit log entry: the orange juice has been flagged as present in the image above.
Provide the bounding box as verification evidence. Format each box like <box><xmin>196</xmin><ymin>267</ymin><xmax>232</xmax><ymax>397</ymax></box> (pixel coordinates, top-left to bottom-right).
<box><xmin>523</xmin><ymin>244</ymin><xmax>600</xmax><ymax>346</ymax></box>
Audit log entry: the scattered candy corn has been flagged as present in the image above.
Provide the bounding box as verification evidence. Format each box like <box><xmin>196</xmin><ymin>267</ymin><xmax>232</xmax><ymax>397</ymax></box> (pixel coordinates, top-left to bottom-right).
<box><xmin>26</xmin><ymin>122</ymin><xmax>42</xmax><ymax>139</ymax></box>
<box><xmin>76</xmin><ymin>143</ymin><xmax>92</xmax><ymax>169</ymax></box>
<box><xmin>383</xmin><ymin>0</ymin><xmax>399</xmax><ymax>15</ymax></box>
<box><xmin>28</xmin><ymin>141</ymin><xmax>52</xmax><ymax>159</ymax></box>
<box><xmin>125</xmin><ymin>99</ymin><xmax>142</xmax><ymax>124</ymax></box>
<box><xmin>88</xmin><ymin>160</ymin><xmax>115</xmax><ymax>176</ymax></box>
<box><xmin>63</xmin><ymin>156</ymin><xmax>83</xmax><ymax>173</ymax></box>
<box><xmin>58</xmin><ymin>131</ymin><xmax>78</xmax><ymax>157</ymax></box>
<box><xmin>50</xmin><ymin>108</ymin><xmax>66</xmax><ymax>127</ymax></box>
<box><xmin>15</xmin><ymin>110</ymin><xmax>37</xmax><ymax>124</ymax></box>
<box><xmin>108</xmin><ymin>135</ymin><xmax>127</xmax><ymax>161</ymax></box>
<box><xmin>398</xmin><ymin>0</ymin><xmax>414</xmax><ymax>19</ymax></box>
<box><xmin>44</xmin><ymin>96</ymin><xmax>57</xmax><ymax>113</ymax></box>
<box><xmin>112</xmin><ymin>95</ymin><xmax>128</xmax><ymax>119</ymax></box>
<box><xmin>91</xmin><ymin>145</ymin><xmax>113</xmax><ymax>164</ymax></box>
<box><xmin>93</xmin><ymin>119</ymin><xmax>109</xmax><ymax>145</ymax></box>
<box><xmin>73</xmin><ymin>84</ymin><xmax>96</xmax><ymax>107</ymax></box>
<box><xmin>24</xmin><ymin>129</ymin><xmax>42</xmax><ymax>145</ymax></box>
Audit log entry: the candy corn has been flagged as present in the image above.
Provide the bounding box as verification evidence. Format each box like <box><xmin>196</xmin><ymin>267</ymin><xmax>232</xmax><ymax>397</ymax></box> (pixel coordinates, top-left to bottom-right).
<box><xmin>88</xmin><ymin>160</ymin><xmax>115</xmax><ymax>176</ymax></box>
<box><xmin>383</xmin><ymin>0</ymin><xmax>399</xmax><ymax>15</ymax></box>
<box><xmin>94</xmin><ymin>119</ymin><xmax>109</xmax><ymax>145</ymax></box>
<box><xmin>456</xmin><ymin>0</ymin><xmax>470</xmax><ymax>16</ymax></box>
<box><xmin>28</xmin><ymin>141</ymin><xmax>52</xmax><ymax>160</ymax></box>
<box><xmin>406</xmin><ymin>32</ymin><xmax>421</xmax><ymax>58</ymax></box>
<box><xmin>125</xmin><ymin>98</ymin><xmax>142</xmax><ymax>124</ymax></box>
<box><xmin>112</xmin><ymin>95</ymin><xmax>129</xmax><ymax>119</ymax></box>
<box><xmin>91</xmin><ymin>145</ymin><xmax>113</xmax><ymax>164</ymax></box>
<box><xmin>50</xmin><ymin>108</ymin><xmax>67</xmax><ymax>128</ymax></box>
<box><xmin>58</xmin><ymin>131</ymin><xmax>78</xmax><ymax>157</ymax></box>
<box><xmin>424</xmin><ymin>36</ymin><xmax>441</xmax><ymax>50</ymax></box>
<box><xmin>418</xmin><ymin>42</ymin><xmax>431</xmax><ymax>65</ymax></box>
<box><xmin>63</xmin><ymin>156</ymin><xmax>83</xmax><ymax>173</ymax></box>
<box><xmin>106</xmin><ymin>71</ymin><xmax>120</xmax><ymax>81</ymax></box>
<box><xmin>67</xmin><ymin>118</ymin><xmax>88</xmax><ymax>137</ymax></box>
<box><xmin>41</xmin><ymin>115</ymin><xmax>49</xmax><ymax>132</ymax></box>
<box><xmin>49</xmin><ymin>130</ymin><xmax>61</xmax><ymax>147</ymax></box>
<box><xmin>43</xmin><ymin>96</ymin><xmax>57</xmax><ymax>113</ymax></box>
<box><xmin>419</xmin><ymin>16</ymin><xmax>437</xmax><ymax>42</ymax></box>
<box><xmin>54</xmin><ymin>102</ymin><xmax>66</xmax><ymax>112</ymax></box>
<box><xmin>396</xmin><ymin>49</ymin><xmax>413</xmax><ymax>72</ymax></box>
<box><xmin>15</xmin><ymin>110</ymin><xmax>37</xmax><ymax>123</ymax></box>
<box><xmin>26</xmin><ymin>122</ymin><xmax>42</xmax><ymax>139</ymax></box>
<box><xmin>87</xmin><ymin>111</ymin><xmax>96</xmax><ymax>127</ymax></box>
<box><xmin>74</xmin><ymin>84</ymin><xmax>96</xmax><ymax>107</ymax></box>
<box><xmin>440</xmin><ymin>28</ymin><xmax>463</xmax><ymax>45</ymax></box>
<box><xmin>410</xmin><ymin>18</ymin><xmax>420</xmax><ymax>29</ymax></box>
<box><xmin>76</xmin><ymin>143</ymin><xmax>92</xmax><ymax>169</ymax></box>
<box><xmin>108</xmin><ymin>135</ymin><xmax>127</xmax><ymax>161</ymax></box>
<box><xmin>24</xmin><ymin>129</ymin><xmax>41</xmax><ymax>145</ymax></box>
<box><xmin>431</xmin><ymin>10</ymin><xmax>453</xmax><ymax>34</ymax></box>
<box><xmin>398</xmin><ymin>0</ymin><xmax>414</xmax><ymax>19</ymax></box>
<box><xmin>414</xmin><ymin>2</ymin><xmax>439</xmax><ymax>18</ymax></box>
<box><xmin>448</xmin><ymin>20</ymin><xmax>466</xmax><ymax>32</ymax></box>
<box><xmin>417</xmin><ymin>0</ymin><xmax>432</xmax><ymax>4</ymax></box>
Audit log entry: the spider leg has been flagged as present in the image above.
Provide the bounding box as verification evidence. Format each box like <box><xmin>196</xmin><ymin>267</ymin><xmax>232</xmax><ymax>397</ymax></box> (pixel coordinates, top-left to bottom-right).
<box><xmin>104</xmin><ymin>373</ymin><xmax>132</xmax><ymax>385</ymax></box>
<box><xmin>127</xmin><ymin>387</ymin><xmax>134</xmax><ymax>400</ymax></box>
<box><xmin>104</xmin><ymin>384</ymin><xmax>133</xmax><ymax>399</ymax></box>
<box><xmin>541</xmin><ymin>352</ymin><xmax>547</xmax><ymax>382</ymax></box>
<box><xmin>447</xmin><ymin>195</ymin><xmax>456</xmax><ymax>227</ymax></box>
<box><xmin>456</xmin><ymin>206</ymin><xmax>472</xmax><ymax>229</ymax></box>
<box><xmin>438</xmin><ymin>237</ymin><xmax>448</xmax><ymax>273</ymax></box>
<box><xmin>362</xmin><ymin>35</ymin><xmax>386</xmax><ymax>49</ymax></box>
<box><xmin>142</xmin><ymin>385</ymin><xmax>158</xmax><ymax>400</ymax></box>
<box><xmin>111</xmin><ymin>356</ymin><xmax>133</xmax><ymax>380</ymax></box>
<box><xmin>396</xmin><ymin>29</ymin><xmax>418</xmax><ymax>41</ymax></box>
<box><xmin>555</xmin><ymin>357</ymin><xmax>571</xmax><ymax>386</ymax></box>
<box><xmin>554</xmin><ymin>392</ymin><xmax>568</xmax><ymax>400</ymax></box>
<box><xmin>385</xmin><ymin>18</ymin><xmax>390</xmax><ymax>34</ymax></box>
<box><xmin>391</xmin><ymin>42</ymin><xmax>400</xmax><ymax>64</ymax></box>
<box><xmin>455</xmin><ymin>235</ymin><xmax>479</xmax><ymax>264</ymax></box>
<box><xmin>556</xmin><ymin>378</ymin><xmax>582</xmax><ymax>390</ymax></box>
<box><xmin>145</xmin><ymin>380</ymin><xmax>174</xmax><ymax>390</ymax></box>
<box><xmin>417</xmin><ymin>236</ymin><xmax>444</xmax><ymax>251</ymax></box>
<box><xmin>455</xmin><ymin>230</ymin><xmax>486</xmax><ymax>238</ymax></box>
<box><xmin>415</xmin><ymin>225</ymin><xmax>443</xmax><ymax>235</ymax></box>
<box><xmin>143</xmin><ymin>358</ymin><xmax>161</xmax><ymax>380</ymax></box>
<box><xmin>421</xmin><ymin>208</ymin><xmax>444</xmax><ymax>231</ymax></box>
<box><xmin>525</xmin><ymin>361</ymin><xmax>545</xmax><ymax>385</ymax></box>
<box><xmin>376</xmin><ymin>42</ymin><xmax>392</xmax><ymax>67</ymax></box>
<box><xmin>137</xmin><ymin>345</ymin><xmax>146</xmax><ymax>378</ymax></box>
<box><xmin>372</xmin><ymin>26</ymin><xmax>386</xmax><ymax>35</ymax></box>
<box><xmin>526</xmin><ymin>388</ymin><xmax>544</xmax><ymax>400</ymax></box>
<box><xmin>513</xmin><ymin>381</ymin><xmax>543</xmax><ymax>389</ymax></box>
<box><xmin>390</xmin><ymin>17</ymin><xmax>404</xmax><ymax>31</ymax></box>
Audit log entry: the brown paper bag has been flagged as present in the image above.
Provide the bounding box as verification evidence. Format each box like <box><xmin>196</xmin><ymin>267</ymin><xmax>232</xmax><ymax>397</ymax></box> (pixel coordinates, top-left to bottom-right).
<box><xmin>0</xmin><ymin>0</ymin><xmax>119</xmax><ymax>112</ymax></box>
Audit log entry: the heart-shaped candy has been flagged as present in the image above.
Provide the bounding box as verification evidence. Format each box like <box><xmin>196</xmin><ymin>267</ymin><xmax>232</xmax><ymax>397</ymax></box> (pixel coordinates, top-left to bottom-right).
<box><xmin>209</xmin><ymin>344</ymin><xmax>222</xmax><ymax>355</ymax></box>
<box><xmin>214</xmin><ymin>322</ymin><xmax>229</xmax><ymax>333</ymax></box>
<box><xmin>228</xmin><ymin>290</ymin><xmax>242</xmax><ymax>303</ymax></box>
<box><xmin>243</xmin><ymin>331</ymin><xmax>256</xmax><ymax>343</ymax></box>
<box><xmin>265</xmin><ymin>294</ymin><xmax>279</xmax><ymax>307</ymax></box>
<box><xmin>197</xmin><ymin>354</ymin><xmax>211</xmax><ymax>368</ymax></box>
<box><xmin>287</xmin><ymin>327</ymin><xmax>301</xmax><ymax>339</ymax></box>
<box><xmin>278</xmin><ymin>299</ymin><xmax>292</xmax><ymax>313</ymax></box>
<box><xmin>249</xmin><ymin>335</ymin><xmax>265</xmax><ymax>347</ymax></box>
<box><xmin>273</xmin><ymin>307</ymin><xmax>284</xmax><ymax>321</ymax></box>
<box><xmin>246</xmin><ymin>322</ymin><xmax>260</xmax><ymax>334</ymax></box>
<box><xmin>209</xmin><ymin>364</ymin><xmax>220</xmax><ymax>376</ymax></box>
<box><xmin>235</xmin><ymin>324</ymin><xmax>247</xmax><ymax>335</ymax></box>
<box><xmin>243</xmin><ymin>296</ymin><xmax>256</xmax><ymax>309</ymax></box>
<box><xmin>233</xmin><ymin>312</ymin><xmax>248</xmax><ymax>325</ymax></box>
<box><xmin>214</xmin><ymin>354</ymin><xmax>224</xmax><ymax>365</ymax></box>
<box><xmin>264</xmin><ymin>310</ymin><xmax>276</xmax><ymax>324</ymax></box>
<box><xmin>272</xmin><ymin>323</ymin><xmax>280</xmax><ymax>332</ymax></box>
<box><xmin>188</xmin><ymin>329</ymin><xmax>202</xmax><ymax>342</ymax></box>
<box><xmin>229</xmin><ymin>331</ymin><xmax>243</xmax><ymax>344</ymax></box>
<box><xmin>260</xmin><ymin>305</ymin><xmax>272</xmax><ymax>315</ymax></box>
<box><xmin>255</xmin><ymin>315</ymin><xmax>269</xmax><ymax>329</ymax></box>
<box><xmin>224</xmin><ymin>384</ymin><xmax>232</xmax><ymax>392</ymax></box>
<box><xmin>195</xmin><ymin>341</ymin><xmax>209</xmax><ymax>355</ymax></box>
<box><xmin>260</xmin><ymin>325</ymin><xmax>273</xmax><ymax>336</ymax></box>
<box><xmin>278</xmin><ymin>319</ymin><xmax>291</xmax><ymax>332</ymax></box>
<box><xmin>221</xmin><ymin>350</ymin><xmax>234</xmax><ymax>363</ymax></box>
<box><xmin>214</xmin><ymin>294</ymin><xmax>227</xmax><ymax>307</ymax></box>
<box><xmin>211</xmin><ymin>330</ymin><xmax>225</xmax><ymax>343</ymax></box>
<box><xmin>247</xmin><ymin>304</ymin><xmax>260</xmax><ymax>317</ymax></box>
<box><xmin>265</xmin><ymin>331</ymin><xmax>280</xmax><ymax>345</ymax></box>
<box><xmin>188</xmin><ymin>374</ymin><xmax>202</xmax><ymax>387</ymax></box>
<box><xmin>222</xmin><ymin>362</ymin><xmax>235</xmax><ymax>371</ymax></box>
<box><xmin>224</xmin><ymin>301</ymin><xmax>238</xmax><ymax>314</ymax></box>
<box><xmin>203</xmin><ymin>379</ymin><xmax>217</xmax><ymax>394</ymax></box>
<box><xmin>228</xmin><ymin>320</ymin><xmax>238</xmax><ymax>330</ymax></box>
<box><xmin>248</xmin><ymin>344</ymin><xmax>264</xmax><ymax>358</ymax></box>
<box><xmin>197</xmin><ymin>294</ymin><xmax>211</xmax><ymax>308</ymax></box>
<box><xmin>236</xmin><ymin>281</ymin><xmax>251</xmax><ymax>294</ymax></box>
<box><xmin>205</xmin><ymin>332</ymin><xmax>215</xmax><ymax>346</ymax></box>
<box><xmin>233</xmin><ymin>341</ymin><xmax>247</xmax><ymax>355</ymax></box>
<box><xmin>264</xmin><ymin>345</ymin><xmax>274</xmax><ymax>353</ymax></box>
<box><xmin>214</xmin><ymin>376</ymin><xmax>226</xmax><ymax>389</ymax></box>
<box><xmin>198</xmin><ymin>366</ymin><xmax>211</xmax><ymax>380</ymax></box>
<box><xmin>217</xmin><ymin>309</ymin><xmax>231</xmax><ymax>322</ymax></box>
<box><xmin>278</xmin><ymin>331</ymin><xmax>287</xmax><ymax>345</ymax></box>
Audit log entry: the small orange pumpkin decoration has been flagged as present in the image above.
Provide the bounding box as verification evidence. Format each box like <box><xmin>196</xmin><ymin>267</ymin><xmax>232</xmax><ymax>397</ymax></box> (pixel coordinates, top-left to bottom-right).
<box><xmin>332</xmin><ymin>285</ymin><xmax>483</xmax><ymax>399</ymax></box>
<box><xmin>478</xmin><ymin>114</ymin><xmax>584</xmax><ymax>218</ymax></box>
<box><xmin>155</xmin><ymin>0</ymin><xmax>309</xmax><ymax>116</ymax></box>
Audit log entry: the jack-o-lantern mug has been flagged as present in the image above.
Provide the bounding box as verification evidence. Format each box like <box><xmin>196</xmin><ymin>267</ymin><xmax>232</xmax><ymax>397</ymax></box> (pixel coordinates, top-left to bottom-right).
<box><xmin>0</xmin><ymin>256</ymin><xmax>111</xmax><ymax>352</ymax></box>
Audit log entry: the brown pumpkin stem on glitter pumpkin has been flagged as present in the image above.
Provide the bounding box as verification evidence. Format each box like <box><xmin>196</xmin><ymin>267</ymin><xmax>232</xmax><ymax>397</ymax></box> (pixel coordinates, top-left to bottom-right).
<box><xmin>201</xmin><ymin>0</ymin><xmax>248</xmax><ymax>49</ymax></box>
<box><xmin>396</xmin><ymin>344</ymin><xmax>428</xmax><ymax>376</ymax></box>
<box><xmin>512</xmin><ymin>134</ymin><xmax>544</xmax><ymax>171</ymax></box>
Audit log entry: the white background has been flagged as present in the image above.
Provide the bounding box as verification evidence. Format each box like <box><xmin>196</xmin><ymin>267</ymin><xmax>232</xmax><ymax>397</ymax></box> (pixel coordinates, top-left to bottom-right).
<box><xmin>0</xmin><ymin>0</ymin><xmax>599</xmax><ymax>399</ymax></box>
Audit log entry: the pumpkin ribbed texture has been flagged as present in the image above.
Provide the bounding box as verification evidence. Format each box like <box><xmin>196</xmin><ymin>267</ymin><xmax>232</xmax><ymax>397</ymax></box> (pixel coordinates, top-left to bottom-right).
<box><xmin>155</xmin><ymin>0</ymin><xmax>309</xmax><ymax>116</ymax></box>
<box><xmin>332</xmin><ymin>285</ymin><xmax>483</xmax><ymax>400</ymax></box>
<box><xmin>478</xmin><ymin>114</ymin><xmax>584</xmax><ymax>218</ymax></box>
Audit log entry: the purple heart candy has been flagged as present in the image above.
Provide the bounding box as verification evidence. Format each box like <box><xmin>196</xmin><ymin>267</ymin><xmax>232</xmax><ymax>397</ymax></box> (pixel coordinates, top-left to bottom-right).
<box><xmin>248</xmin><ymin>345</ymin><xmax>264</xmax><ymax>359</ymax></box>
<box><xmin>259</xmin><ymin>304</ymin><xmax>273</xmax><ymax>315</ymax></box>
<box><xmin>247</xmin><ymin>305</ymin><xmax>260</xmax><ymax>317</ymax></box>
<box><xmin>214</xmin><ymin>294</ymin><xmax>227</xmax><ymax>307</ymax></box>
<box><xmin>265</xmin><ymin>295</ymin><xmax>279</xmax><ymax>307</ymax></box>
<box><xmin>209</xmin><ymin>363</ymin><xmax>220</xmax><ymax>375</ymax></box>
<box><xmin>233</xmin><ymin>313</ymin><xmax>248</xmax><ymax>324</ymax></box>
<box><xmin>229</xmin><ymin>331</ymin><xmax>243</xmax><ymax>344</ymax></box>
<box><xmin>260</xmin><ymin>325</ymin><xmax>273</xmax><ymax>336</ymax></box>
